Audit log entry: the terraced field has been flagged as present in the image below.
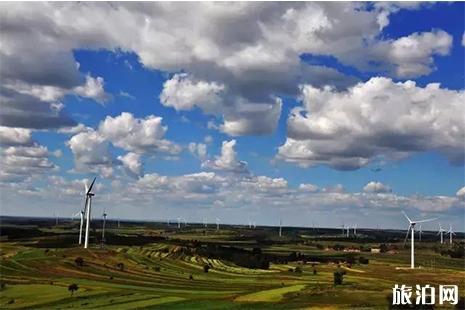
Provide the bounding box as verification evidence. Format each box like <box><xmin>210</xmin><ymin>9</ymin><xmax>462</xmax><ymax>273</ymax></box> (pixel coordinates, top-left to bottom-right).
<box><xmin>0</xmin><ymin>221</ymin><xmax>464</xmax><ymax>309</ymax></box>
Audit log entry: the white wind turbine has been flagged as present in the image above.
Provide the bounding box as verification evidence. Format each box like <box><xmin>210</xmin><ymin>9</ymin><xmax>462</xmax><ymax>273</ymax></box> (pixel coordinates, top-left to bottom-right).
<box><xmin>252</xmin><ymin>221</ymin><xmax>256</xmax><ymax>229</ymax></box>
<box><xmin>83</xmin><ymin>177</ymin><xmax>96</xmax><ymax>249</ymax></box>
<box><xmin>216</xmin><ymin>217</ymin><xmax>221</xmax><ymax>231</ymax></box>
<box><xmin>437</xmin><ymin>223</ymin><xmax>446</xmax><ymax>244</ymax></box>
<box><xmin>446</xmin><ymin>225</ymin><xmax>455</xmax><ymax>244</ymax></box>
<box><xmin>353</xmin><ymin>224</ymin><xmax>357</xmax><ymax>236</ymax></box>
<box><xmin>418</xmin><ymin>225</ymin><xmax>423</xmax><ymax>242</ymax></box>
<box><xmin>177</xmin><ymin>217</ymin><xmax>181</xmax><ymax>229</ymax></box>
<box><xmin>402</xmin><ymin>211</ymin><xmax>436</xmax><ymax>269</ymax></box>
<box><xmin>279</xmin><ymin>218</ymin><xmax>282</xmax><ymax>237</ymax></box>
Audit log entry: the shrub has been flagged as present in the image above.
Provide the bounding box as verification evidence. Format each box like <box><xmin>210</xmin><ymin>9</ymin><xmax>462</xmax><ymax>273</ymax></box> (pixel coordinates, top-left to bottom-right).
<box><xmin>74</xmin><ymin>257</ymin><xmax>84</xmax><ymax>267</ymax></box>
<box><xmin>203</xmin><ymin>265</ymin><xmax>210</xmax><ymax>273</ymax></box>
<box><xmin>294</xmin><ymin>266</ymin><xmax>302</xmax><ymax>274</ymax></box>
<box><xmin>313</xmin><ymin>268</ymin><xmax>317</xmax><ymax>275</ymax></box>
<box><xmin>68</xmin><ymin>283</ymin><xmax>79</xmax><ymax>296</ymax></box>
<box><xmin>189</xmin><ymin>274</ymin><xmax>194</xmax><ymax>280</ymax></box>
<box><xmin>359</xmin><ymin>256</ymin><xmax>369</xmax><ymax>264</ymax></box>
<box><xmin>154</xmin><ymin>266</ymin><xmax>161</xmax><ymax>272</ymax></box>
<box><xmin>333</xmin><ymin>268</ymin><xmax>346</xmax><ymax>286</ymax></box>
<box><xmin>116</xmin><ymin>262</ymin><xmax>125</xmax><ymax>271</ymax></box>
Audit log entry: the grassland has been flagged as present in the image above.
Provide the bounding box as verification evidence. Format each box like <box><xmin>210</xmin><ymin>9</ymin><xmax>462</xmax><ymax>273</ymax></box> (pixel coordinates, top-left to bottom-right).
<box><xmin>0</xmin><ymin>217</ymin><xmax>464</xmax><ymax>309</ymax></box>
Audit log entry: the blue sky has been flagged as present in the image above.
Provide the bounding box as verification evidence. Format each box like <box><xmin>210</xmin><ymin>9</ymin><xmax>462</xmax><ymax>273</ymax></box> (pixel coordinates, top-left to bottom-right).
<box><xmin>0</xmin><ymin>2</ymin><xmax>464</xmax><ymax>229</ymax></box>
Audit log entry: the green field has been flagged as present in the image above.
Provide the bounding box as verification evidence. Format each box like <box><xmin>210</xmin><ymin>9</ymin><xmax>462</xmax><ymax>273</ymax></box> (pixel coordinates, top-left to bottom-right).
<box><xmin>0</xmin><ymin>218</ymin><xmax>464</xmax><ymax>309</ymax></box>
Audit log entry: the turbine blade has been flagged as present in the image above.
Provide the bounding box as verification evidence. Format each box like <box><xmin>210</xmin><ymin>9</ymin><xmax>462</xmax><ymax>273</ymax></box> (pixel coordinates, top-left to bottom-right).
<box><xmin>414</xmin><ymin>218</ymin><xmax>437</xmax><ymax>224</ymax></box>
<box><xmin>87</xmin><ymin>177</ymin><xmax>96</xmax><ymax>194</ymax></box>
<box><xmin>402</xmin><ymin>211</ymin><xmax>412</xmax><ymax>223</ymax></box>
<box><xmin>403</xmin><ymin>225</ymin><xmax>411</xmax><ymax>247</ymax></box>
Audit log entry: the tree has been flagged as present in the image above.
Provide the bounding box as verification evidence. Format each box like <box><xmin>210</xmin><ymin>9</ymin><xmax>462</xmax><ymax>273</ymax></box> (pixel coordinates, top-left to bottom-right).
<box><xmin>74</xmin><ymin>257</ymin><xmax>84</xmax><ymax>267</ymax></box>
<box><xmin>68</xmin><ymin>283</ymin><xmax>79</xmax><ymax>296</ymax></box>
<box><xmin>116</xmin><ymin>262</ymin><xmax>125</xmax><ymax>271</ymax></box>
<box><xmin>333</xmin><ymin>267</ymin><xmax>346</xmax><ymax>286</ymax></box>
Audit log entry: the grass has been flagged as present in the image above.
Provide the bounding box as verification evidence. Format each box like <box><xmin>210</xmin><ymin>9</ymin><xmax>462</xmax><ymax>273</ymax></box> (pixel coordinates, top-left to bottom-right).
<box><xmin>0</xmin><ymin>220</ymin><xmax>463</xmax><ymax>309</ymax></box>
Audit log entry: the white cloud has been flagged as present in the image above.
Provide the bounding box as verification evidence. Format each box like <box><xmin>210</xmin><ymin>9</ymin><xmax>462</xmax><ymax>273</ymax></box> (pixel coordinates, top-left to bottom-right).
<box><xmin>118</xmin><ymin>152</ymin><xmax>142</xmax><ymax>178</ymax></box>
<box><xmin>160</xmin><ymin>73</ymin><xmax>225</xmax><ymax>114</ymax></box>
<box><xmin>74</xmin><ymin>75</ymin><xmax>110</xmax><ymax>104</ymax></box>
<box><xmin>188</xmin><ymin>142</ymin><xmax>207</xmax><ymax>161</ymax></box>
<box><xmin>382</xmin><ymin>30</ymin><xmax>452</xmax><ymax>78</ymax></box>
<box><xmin>66</xmin><ymin>112</ymin><xmax>179</xmax><ymax>178</ymax></box>
<box><xmin>2</xmin><ymin>2</ymin><xmax>445</xmax><ymax>136</ymax></box>
<box><xmin>203</xmin><ymin>139</ymin><xmax>248</xmax><ymax>173</ymax></box>
<box><xmin>0</xmin><ymin>126</ymin><xmax>32</xmax><ymax>146</ymax></box>
<box><xmin>67</xmin><ymin>130</ymin><xmax>111</xmax><ymax>167</ymax></box>
<box><xmin>457</xmin><ymin>186</ymin><xmax>465</xmax><ymax>199</ymax></box>
<box><xmin>98</xmin><ymin>112</ymin><xmax>181</xmax><ymax>154</ymax></box>
<box><xmin>278</xmin><ymin>77</ymin><xmax>465</xmax><ymax>170</ymax></box>
<box><xmin>363</xmin><ymin>181</ymin><xmax>392</xmax><ymax>193</ymax></box>
<box><xmin>299</xmin><ymin>183</ymin><xmax>319</xmax><ymax>192</ymax></box>
<box><xmin>0</xmin><ymin>144</ymin><xmax>57</xmax><ymax>182</ymax></box>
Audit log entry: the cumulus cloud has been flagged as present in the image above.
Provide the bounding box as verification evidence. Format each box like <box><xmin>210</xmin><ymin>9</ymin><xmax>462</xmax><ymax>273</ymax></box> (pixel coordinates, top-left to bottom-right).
<box><xmin>66</xmin><ymin>112</ymin><xmax>179</xmax><ymax>178</ymax></box>
<box><xmin>160</xmin><ymin>73</ymin><xmax>225</xmax><ymax>113</ymax></box>
<box><xmin>118</xmin><ymin>152</ymin><xmax>142</xmax><ymax>178</ymax></box>
<box><xmin>0</xmin><ymin>86</ymin><xmax>76</xmax><ymax>129</ymax></box>
<box><xmin>278</xmin><ymin>77</ymin><xmax>465</xmax><ymax>170</ymax></box>
<box><xmin>98</xmin><ymin>112</ymin><xmax>180</xmax><ymax>154</ymax></box>
<box><xmin>457</xmin><ymin>186</ymin><xmax>465</xmax><ymax>199</ymax></box>
<box><xmin>0</xmin><ymin>126</ymin><xmax>32</xmax><ymax>146</ymax></box>
<box><xmin>1</xmin><ymin>2</ymin><xmax>445</xmax><ymax>136</ymax></box>
<box><xmin>0</xmin><ymin>144</ymin><xmax>57</xmax><ymax>182</ymax></box>
<box><xmin>74</xmin><ymin>75</ymin><xmax>110</xmax><ymax>104</ymax></box>
<box><xmin>380</xmin><ymin>30</ymin><xmax>453</xmax><ymax>78</ymax></box>
<box><xmin>363</xmin><ymin>181</ymin><xmax>392</xmax><ymax>193</ymax></box>
<box><xmin>203</xmin><ymin>140</ymin><xmax>248</xmax><ymax>173</ymax></box>
<box><xmin>188</xmin><ymin>142</ymin><xmax>207</xmax><ymax>161</ymax></box>
<box><xmin>67</xmin><ymin>129</ymin><xmax>114</xmax><ymax>176</ymax></box>
<box><xmin>299</xmin><ymin>183</ymin><xmax>319</xmax><ymax>192</ymax></box>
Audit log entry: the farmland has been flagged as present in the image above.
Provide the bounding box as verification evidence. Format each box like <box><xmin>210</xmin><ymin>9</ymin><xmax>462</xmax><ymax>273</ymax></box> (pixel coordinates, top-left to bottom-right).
<box><xmin>0</xmin><ymin>217</ymin><xmax>464</xmax><ymax>309</ymax></box>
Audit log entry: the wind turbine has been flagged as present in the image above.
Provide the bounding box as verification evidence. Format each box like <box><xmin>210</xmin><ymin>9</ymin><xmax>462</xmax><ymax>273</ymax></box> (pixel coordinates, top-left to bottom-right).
<box><xmin>177</xmin><ymin>217</ymin><xmax>181</xmax><ymax>229</ymax></box>
<box><xmin>83</xmin><ymin>177</ymin><xmax>96</xmax><ymax>249</ymax></box>
<box><xmin>252</xmin><ymin>221</ymin><xmax>256</xmax><ymax>229</ymax></box>
<box><xmin>279</xmin><ymin>218</ymin><xmax>282</xmax><ymax>237</ymax></box>
<box><xmin>402</xmin><ymin>211</ymin><xmax>436</xmax><ymax>269</ymax></box>
<box><xmin>341</xmin><ymin>223</ymin><xmax>345</xmax><ymax>236</ymax></box>
<box><xmin>446</xmin><ymin>225</ymin><xmax>455</xmax><ymax>244</ymax></box>
<box><xmin>216</xmin><ymin>217</ymin><xmax>221</xmax><ymax>231</ymax></box>
<box><xmin>101</xmin><ymin>209</ymin><xmax>107</xmax><ymax>248</ymax></box>
<box><xmin>346</xmin><ymin>226</ymin><xmax>350</xmax><ymax>237</ymax></box>
<box><xmin>437</xmin><ymin>223</ymin><xmax>446</xmax><ymax>244</ymax></box>
<box><xmin>353</xmin><ymin>224</ymin><xmax>357</xmax><ymax>237</ymax></box>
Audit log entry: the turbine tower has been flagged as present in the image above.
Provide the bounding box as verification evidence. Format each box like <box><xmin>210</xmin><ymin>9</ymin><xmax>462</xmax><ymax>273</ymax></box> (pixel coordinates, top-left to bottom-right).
<box><xmin>216</xmin><ymin>217</ymin><xmax>221</xmax><ymax>231</ymax></box>
<box><xmin>446</xmin><ymin>225</ymin><xmax>455</xmax><ymax>244</ymax></box>
<box><xmin>79</xmin><ymin>210</ymin><xmax>84</xmax><ymax>245</ymax></box>
<box><xmin>353</xmin><ymin>224</ymin><xmax>357</xmax><ymax>237</ymax></box>
<box><xmin>437</xmin><ymin>223</ymin><xmax>446</xmax><ymax>244</ymax></box>
<box><xmin>279</xmin><ymin>218</ymin><xmax>282</xmax><ymax>237</ymax></box>
<box><xmin>402</xmin><ymin>211</ymin><xmax>436</xmax><ymax>269</ymax></box>
<box><xmin>84</xmin><ymin>177</ymin><xmax>96</xmax><ymax>249</ymax></box>
<box><xmin>101</xmin><ymin>209</ymin><xmax>107</xmax><ymax>248</ymax></box>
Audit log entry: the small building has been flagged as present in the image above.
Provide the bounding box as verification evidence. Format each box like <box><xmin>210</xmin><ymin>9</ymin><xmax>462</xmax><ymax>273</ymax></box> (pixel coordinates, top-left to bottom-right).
<box><xmin>370</xmin><ymin>248</ymin><xmax>381</xmax><ymax>253</ymax></box>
